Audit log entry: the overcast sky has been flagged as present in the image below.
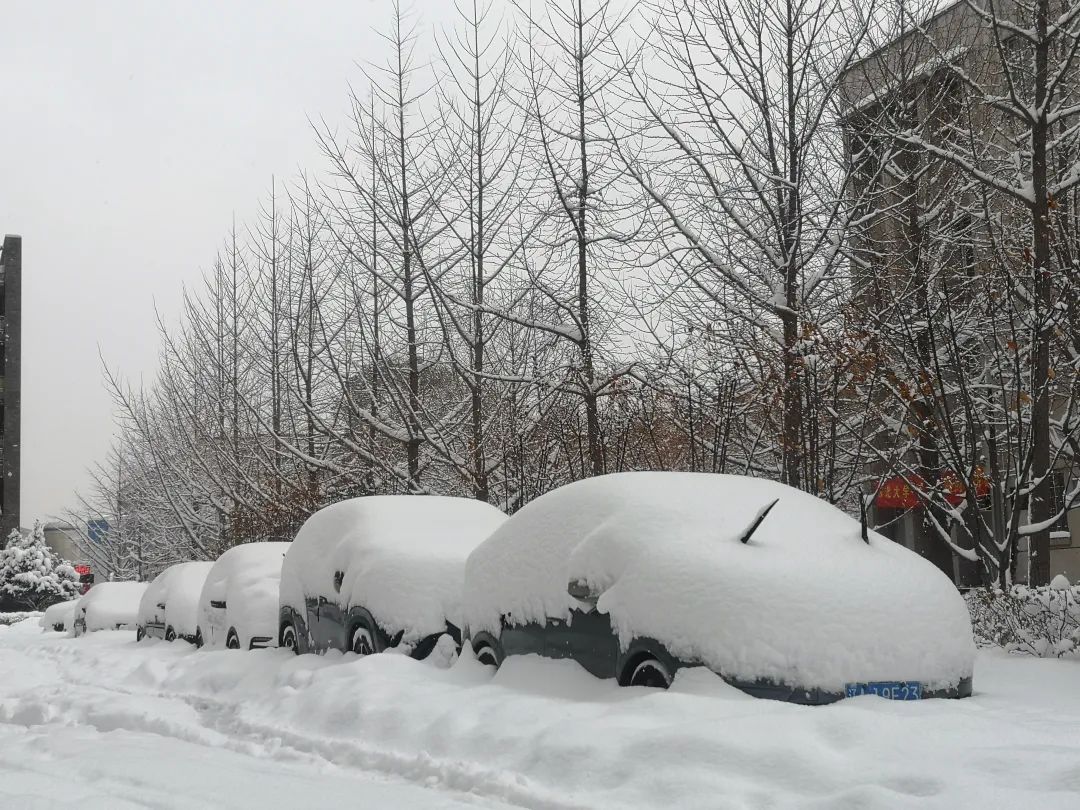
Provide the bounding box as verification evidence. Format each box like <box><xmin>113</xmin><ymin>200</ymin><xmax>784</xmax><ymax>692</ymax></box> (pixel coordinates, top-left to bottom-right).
<box><xmin>0</xmin><ymin>0</ymin><xmax>452</xmax><ymax>524</ymax></box>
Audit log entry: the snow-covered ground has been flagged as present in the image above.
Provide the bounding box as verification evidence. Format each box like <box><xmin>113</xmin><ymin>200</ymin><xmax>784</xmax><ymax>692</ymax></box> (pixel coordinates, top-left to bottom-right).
<box><xmin>1</xmin><ymin>620</ymin><xmax>1078</xmax><ymax>809</ymax></box>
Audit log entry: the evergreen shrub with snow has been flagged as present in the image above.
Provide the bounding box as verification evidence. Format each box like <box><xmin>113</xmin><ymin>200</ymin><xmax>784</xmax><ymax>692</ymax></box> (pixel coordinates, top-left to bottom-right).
<box><xmin>0</xmin><ymin>524</ymin><xmax>80</xmax><ymax>611</ymax></box>
<box><xmin>966</xmin><ymin>576</ymin><xmax>1080</xmax><ymax>657</ymax></box>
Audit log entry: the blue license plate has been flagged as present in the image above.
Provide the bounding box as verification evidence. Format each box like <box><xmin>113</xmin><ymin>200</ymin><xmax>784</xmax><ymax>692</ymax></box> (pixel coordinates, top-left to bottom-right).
<box><xmin>845</xmin><ymin>681</ymin><xmax>922</xmax><ymax>700</ymax></box>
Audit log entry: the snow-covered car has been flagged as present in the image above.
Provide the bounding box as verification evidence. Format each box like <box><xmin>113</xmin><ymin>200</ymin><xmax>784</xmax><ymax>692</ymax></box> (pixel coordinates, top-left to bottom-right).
<box><xmin>39</xmin><ymin>598</ymin><xmax>80</xmax><ymax>632</ymax></box>
<box><xmin>196</xmin><ymin>542</ymin><xmax>290</xmax><ymax>650</ymax></box>
<box><xmin>72</xmin><ymin>581</ymin><xmax>148</xmax><ymax>636</ymax></box>
<box><xmin>463</xmin><ymin>472</ymin><xmax>976</xmax><ymax>704</ymax></box>
<box><xmin>137</xmin><ymin>562</ymin><xmax>214</xmax><ymax>644</ymax></box>
<box><xmin>279</xmin><ymin>496</ymin><xmax>507</xmax><ymax>659</ymax></box>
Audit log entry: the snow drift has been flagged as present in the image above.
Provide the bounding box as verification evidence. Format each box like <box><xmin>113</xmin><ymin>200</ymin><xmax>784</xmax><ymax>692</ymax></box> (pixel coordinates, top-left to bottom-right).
<box><xmin>464</xmin><ymin>472</ymin><xmax>975</xmax><ymax>692</ymax></box>
<box><xmin>2</xmin><ymin>629</ymin><xmax>1075</xmax><ymax>810</ymax></box>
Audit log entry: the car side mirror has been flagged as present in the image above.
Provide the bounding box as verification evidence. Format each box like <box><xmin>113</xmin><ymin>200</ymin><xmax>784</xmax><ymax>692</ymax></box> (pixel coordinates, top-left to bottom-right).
<box><xmin>333</xmin><ymin>570</ymin><xmax>344</xmax><ymax>593</ymax></box>
<box><xmin>568</xmin><ymin>579</ymin><xmax>601</xmax><ymax>607</ymax></box>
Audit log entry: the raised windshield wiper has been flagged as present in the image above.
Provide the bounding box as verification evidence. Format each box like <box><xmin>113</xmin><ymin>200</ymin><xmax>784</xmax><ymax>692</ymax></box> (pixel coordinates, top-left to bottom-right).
<box><xmin>737</xmin><ymin>498</ymin><xmax>779</xmax><ymax>545</ymax></box>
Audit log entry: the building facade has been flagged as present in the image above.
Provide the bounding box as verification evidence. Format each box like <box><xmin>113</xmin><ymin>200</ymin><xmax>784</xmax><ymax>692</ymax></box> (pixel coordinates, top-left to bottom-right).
<box><xmin>839</xmin><ymin>3</ymin><xmax>1080</xmax><ymax>584</ymax></box>
<box><xmin>0</xmin><ymin>235</ymin><xmax>21</xmax><ymax>545</ymax></box>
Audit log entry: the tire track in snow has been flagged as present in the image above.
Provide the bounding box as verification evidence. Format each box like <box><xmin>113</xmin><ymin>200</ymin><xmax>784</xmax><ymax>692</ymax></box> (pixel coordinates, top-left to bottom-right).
<box><xmin>8</xmin><ymin>638</ymin><xmax>590</xmax><ymax>810</ymax></box>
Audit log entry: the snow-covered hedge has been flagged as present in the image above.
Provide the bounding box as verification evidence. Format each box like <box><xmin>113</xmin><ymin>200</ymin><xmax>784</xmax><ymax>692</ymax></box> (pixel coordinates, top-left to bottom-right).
<box><xmin>965</xmin><ymin>576</ymin><xmax>1080</xmax><ymax>657</ymax></box>
<box><xmin>0</xmin><ymin>611</ymin><xmax>41</xmax><ymax>627</ymax></box>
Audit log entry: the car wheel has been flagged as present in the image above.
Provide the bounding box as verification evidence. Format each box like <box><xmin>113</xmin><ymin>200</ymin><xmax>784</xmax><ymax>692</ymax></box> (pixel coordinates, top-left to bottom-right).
<box><xmin>194</xmin><ymin>628</ymin><xmax>204</xmax><ymax>649</ymax></box>
<box><xmin>474</xmin><ymin>643</ymin><xmax>502</xmax><ymax>669</ymax></box>
<box><xmin>226</xmin><ymin>629</ymin><xmax>241</xmax><ymax>650</ymax></box>
<box><xmin>165</xmin><ymin>627</ymin><xmax>177</xmax><ymax>643</ymax></box>
<box><xmin>628</xmin><ymin>657</ymin><xmax>672</xmax><ymax>689</ymax></box>
<box><xmin>136</xmin><ymin>626</ymin><xmax>145</xmax><ymax>642</ymax></box>
<box><xmin>280</xmin><ymin>623</ymin><xmax>299</xmax><ymax>655</ymax></box>
<box><xmin>350</xmin><ymin>625</ymin><xmax>375</xmax><ymax>656</ymax></box>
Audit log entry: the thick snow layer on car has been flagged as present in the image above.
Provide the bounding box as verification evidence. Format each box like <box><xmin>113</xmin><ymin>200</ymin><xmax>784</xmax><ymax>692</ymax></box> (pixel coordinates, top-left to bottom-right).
<box><xmin>198</xmin><ymin>542</ymin><xmax>290</xmax><ymax>649</ymax></box>
<box><xmin>39</xmin><ymin>599</ymin><xmax>79</xmax><ymax>632</ymax></box>
<box><xmin>1</xmin><ymin>630</ymin><xmax>1076</xmax><ymax>809</ymax></box>
<box><xmin>464</xmin><ymin>472</ymin><xmax>975</xmax><ymax>692</ymax></box>
<box><xmin>75</xmin><ymin>582</ymin><xmax>147</xmax><ymax>634</ymax></box>
<box><xmin>281</xmin><ymin>496</ymin><xmax>507</xmax><ymax>642</ymax></box>
<box><xmin>139</xmin><ymin>562</ymin><xmax>214</xmax><ymax>639</ymax></box>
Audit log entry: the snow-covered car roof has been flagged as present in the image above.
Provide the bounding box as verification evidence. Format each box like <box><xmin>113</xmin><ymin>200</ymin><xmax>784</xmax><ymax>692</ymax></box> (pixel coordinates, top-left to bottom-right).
<box><xmin>39</xmin><ymin>599</ymin><xmax>80</xmax><ymax>632</ymax></box>
<box><xmin>139</xmin><ymin>562</ymin><xmax>214</xmax><ymax>637</ymax></box>
<box><xmin>76</xmin><ymin>581</ymin><xmax>148</xmax><ymax>633</ymax></box>
<box><xmin>464</xmin><ymin>472</ymin><xmax>975</xmax><ymax>692</ymax></box>
<box><xmin>198</xmin><ymin>542</ymin><xmax>289</xmax><ymax>649</ymax></box>
<box><xmin>281</xmin><ymin>496</ymin><xmax>507</xmax><ymax>642</ymax></box>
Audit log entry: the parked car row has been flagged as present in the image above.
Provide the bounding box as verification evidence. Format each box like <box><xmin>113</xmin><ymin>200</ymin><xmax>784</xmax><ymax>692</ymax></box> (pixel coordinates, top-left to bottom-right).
<box><xmin>49</xmin><ymin>472</ymin><xmax>978</xmax><ymax>705</ymax></box>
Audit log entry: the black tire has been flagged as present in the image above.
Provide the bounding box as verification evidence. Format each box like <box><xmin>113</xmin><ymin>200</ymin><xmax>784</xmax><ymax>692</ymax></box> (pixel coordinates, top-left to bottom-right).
<box><xmin>136</xmin><ymin>626</ymin><xmax>145</xmax><ymax>642</ymax></box>
<box><xmin>194</xmin><ymin>628</ymin><xmax>204</xmax><ymax>649</ymax></box>
<box><xmin>350</xmin><ymin>625</ymin><xmax>376</xmax><ymax>656</ymax></box>
<box><xmin>280</xmin><ymin>623</ymin><xmax>299</xmax><ymax>655</ymax></box>
<box><xmin>226</xmin><ymin>629</ymin><xmax>241</xmax><ymax>650</ymax></box>
<box><xmin>628</xmin><ymin>657</ymin><xmax>672</xmax><ymax>689</ymax></box>
<box><xmin>165</xmin><ymin>627</ymin><xmax>177</xmax><ymax>643</ymax></box>
<box><xmin>475</xmin><ymin>643</ymin><xmax>502</xmax><ymax>669</ymax></box>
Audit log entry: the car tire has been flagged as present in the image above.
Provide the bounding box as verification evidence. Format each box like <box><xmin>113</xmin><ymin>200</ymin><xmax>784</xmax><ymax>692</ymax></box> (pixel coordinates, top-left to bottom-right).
<box><xmin>350</xmin><ymin>625</ymin><xmax>376</xmax><ymax>656</ymax></box>
<box><xmin>165</xmin><ymin>627</ymin><xmax>177</xmax><ymax>643</ymax></box>
<box><xmin>628</xmin><ymin>657</ymin><xmax>672</xmax><ymax>689</ymax></box>
<box><xmin>136</xmin><ymin>626</ymin><xmax>145</xmax><ymax>642</ymax></box>
<box><xmin>226</xmin><ymin>629</ymin><xmax>241</xmax><ymax>650</ymax></box>
<box><xmin>474</xmin><ymin>643</ymin><xmax>502</xmax><ymax>669</ymax></box>
<box><xmin>194</xmin><ymin>628</ymin><xmax>204</xmax><ymax>649</ymax></box>
<box><xmin>280</xmin><ymin>623</ymin><xmax>299</xmax><ymax>655</ymax></box>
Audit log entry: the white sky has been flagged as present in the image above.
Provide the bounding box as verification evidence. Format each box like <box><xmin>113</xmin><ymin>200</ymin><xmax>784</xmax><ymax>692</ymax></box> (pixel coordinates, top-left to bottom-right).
<box><xmin>0</xmin><ymin>0</ymin><xmax>452</xmax><ymax>523</ymax></box>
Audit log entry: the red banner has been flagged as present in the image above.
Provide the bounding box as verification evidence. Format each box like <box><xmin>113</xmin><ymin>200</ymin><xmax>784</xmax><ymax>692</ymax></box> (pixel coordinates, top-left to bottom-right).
<box><xmin>875</xmin><ymin>470</ymin><xmax>990</xmax><ymax>509</ymax></box>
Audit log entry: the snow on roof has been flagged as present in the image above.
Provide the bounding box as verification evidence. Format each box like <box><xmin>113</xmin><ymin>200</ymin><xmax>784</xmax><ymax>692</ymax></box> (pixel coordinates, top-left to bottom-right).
<box><xmin>139</xmin><ymin>562</ymin><xmax>214</xmax><ymax>637</ymax></box>
<box><xmin>281</xmin><ymin>496</ymin><xmax>507</xmax><ymax>642</ymax></box>
<box><xmin>77</xmin><ymin>581</ymin><xmax>148</xmax><ymax>633</ymax></box>
<box><xmin>464</xmin><ymin>472</ymin><xmax>975</xmax><ymax>691</ymax></box>
<box><xmin>198</xmin><ymin>542</ymin><xmax>290</xmax><ymax>649</ymax></box>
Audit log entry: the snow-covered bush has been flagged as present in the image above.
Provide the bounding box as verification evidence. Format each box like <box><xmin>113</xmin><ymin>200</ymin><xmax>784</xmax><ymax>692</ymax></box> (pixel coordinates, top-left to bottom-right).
<box><xmin>0</xmin><ymin>611</ymin><xmax>41</xmax><ymax>626</ymax></box>
<box><xmin>0</xmin><ymin>524</ymin><xmax>80</xmax><ymax>611</ymax></box>
<box><xmin>966</xmin><ymin>576</ymin><xmax>1080</xmax><ymax>657</ymax></box>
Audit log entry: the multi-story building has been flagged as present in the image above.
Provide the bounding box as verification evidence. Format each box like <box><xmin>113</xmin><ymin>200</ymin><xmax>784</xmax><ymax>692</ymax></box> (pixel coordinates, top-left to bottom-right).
<box><xmin>0</xmin><ymin>235</ymin><xmax>21</xmax><ymax>545</ymax></box>
<box><xmin>839</xmin><ymin>3</ymin><xmax>1080</xmax><ymax>583</ymax></box>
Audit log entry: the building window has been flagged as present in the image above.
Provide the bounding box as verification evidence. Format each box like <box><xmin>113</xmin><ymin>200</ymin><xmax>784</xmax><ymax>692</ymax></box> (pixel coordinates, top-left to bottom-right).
<box><xmin>1049</xmin><ymin>471</ymin><xmax>1073</xmax><ymax>545</ymax></box>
